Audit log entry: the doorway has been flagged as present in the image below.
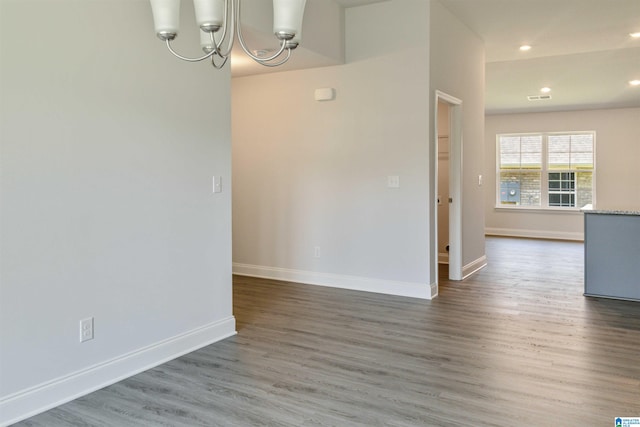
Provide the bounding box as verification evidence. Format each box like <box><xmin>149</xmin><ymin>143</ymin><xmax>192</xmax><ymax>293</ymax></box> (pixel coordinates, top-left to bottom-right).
<box><xmin>437</xmin><ymin>100</ymin><xmax>450</xmax><ymax>268</ymax></box>
<box><xmin>435</xmin><ymin>91</ymin><xmax>462</xmax><ymax>284</ymax></box>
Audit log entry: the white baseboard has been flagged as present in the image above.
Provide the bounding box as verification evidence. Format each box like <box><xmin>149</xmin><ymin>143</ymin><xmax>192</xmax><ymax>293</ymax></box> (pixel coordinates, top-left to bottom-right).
<box><xmin>233</xmin><ymin>263</ymin><xmax>432</xmax><ymax>300</ymax></box>
<box><xmin>438</xmin><ymin>252</ymin><xmax>449</xmax><ymax>264</ymax></box>
<box><xmin>0</xmin><ymin>317</ymin><xmax>237</xmax><ymax>427</ymax></box>
<box><xmin>462</xmin><ymin>255</ymin><xmax>487</xmax><ymax>280</ymax></box>
<box><xmin>485</xmin><ymin>227</ymin><xmax>584</xmax><ymax>241</ymax></box>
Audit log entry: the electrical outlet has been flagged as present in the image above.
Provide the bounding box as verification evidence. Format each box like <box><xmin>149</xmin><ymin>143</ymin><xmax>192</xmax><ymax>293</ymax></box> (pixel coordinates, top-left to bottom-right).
<box><xmin>80</xmin><ymin>317</ymin><xmax>94</xmax><ymax>343</ymax></box>
<box><xmin>314</xmin><ymin>246</ymin><xmax>321</xmax><ymax>258</ymax></box>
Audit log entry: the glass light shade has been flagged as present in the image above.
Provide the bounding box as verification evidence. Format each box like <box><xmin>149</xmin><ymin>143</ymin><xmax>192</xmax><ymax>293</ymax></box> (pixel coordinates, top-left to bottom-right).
<box><xmin>273</xmin><ymin>0</ymin><xmax>306</xmax><ymax>37</ymax></box>
<box><xmin>292</xmin><ymin>28</ymin><xmax>302</xmax><ymax>43</ymax></box>
<box><xmin>193</xmin><ymin>0</ymin><xmax>225</xmax><ymax>31</ymax></box>
<box><xmin>150</xmin><ymin>0</ymin><xmax>181</xmax><ymax>36</ymax></box>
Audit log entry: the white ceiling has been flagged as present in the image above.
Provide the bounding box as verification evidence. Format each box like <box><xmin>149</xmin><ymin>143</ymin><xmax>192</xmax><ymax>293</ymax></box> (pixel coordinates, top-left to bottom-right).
<box><xmin>232</xmin><ymin>0</ymin><xmax>640</xmax><ymax>114</ymax></box>
<box><xmin>332</xmin><ymin>0</ymin><xmax>388</xmax><ymax>7</ymax></box>
<box><xmin>230</xmin><ymin>0</ymin><xmax>388</xmax><ymax>77</ymax></box>
<box><xmin>438</xmin><ymin>0</ymin><xmax>640</xmax><ymax>114</ymax></box>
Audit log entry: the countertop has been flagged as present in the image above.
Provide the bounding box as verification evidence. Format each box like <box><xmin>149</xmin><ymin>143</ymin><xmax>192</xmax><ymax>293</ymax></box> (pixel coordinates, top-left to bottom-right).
<box><xmin>581</xmin><ymin>205</ymin><xmax>640</xmax><ymax>216</ymax></box>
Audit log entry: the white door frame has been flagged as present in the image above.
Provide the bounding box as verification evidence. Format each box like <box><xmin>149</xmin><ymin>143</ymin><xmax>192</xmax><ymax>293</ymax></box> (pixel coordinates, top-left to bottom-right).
<box><xmin>435</xmin><ymin>90</ymin><xmax>463</xmax><ymax>282</ymax></box>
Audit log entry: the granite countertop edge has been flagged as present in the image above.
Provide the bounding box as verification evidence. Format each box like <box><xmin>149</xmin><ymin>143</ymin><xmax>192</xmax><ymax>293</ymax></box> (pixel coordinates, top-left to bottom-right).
<box><xmin>582</xmin><ymin>209</ymin><xmax>640</xmax><ymax>216</ymax></box>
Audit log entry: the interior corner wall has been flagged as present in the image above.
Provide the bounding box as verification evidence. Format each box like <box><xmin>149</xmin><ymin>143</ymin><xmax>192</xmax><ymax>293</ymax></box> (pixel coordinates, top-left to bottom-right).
<box><xmin>0</xmin><ymin>1</ymin><xmax>234</xmax><ymax>424</ymax></box>
<box><xmin>484</xmin><ymin>107</ymin><xmax>640</xmax><ymax>240</ymax></box>
<box><xmin>429</xmin><ymin>0</ymin><xmax>486</xmax><ymax>280</ymax></box>
<box><xmin>231</xmin><ymin>0</ymin><xmax>432</xmax><ymax>299</ymax></box>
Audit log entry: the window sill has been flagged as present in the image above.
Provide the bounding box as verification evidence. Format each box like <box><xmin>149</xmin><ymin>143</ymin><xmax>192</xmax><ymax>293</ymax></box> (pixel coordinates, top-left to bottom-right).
<box><xmin>494</xmin><ymin>206</ymin><xmax>586</xmax><ymax>215</ymax></box>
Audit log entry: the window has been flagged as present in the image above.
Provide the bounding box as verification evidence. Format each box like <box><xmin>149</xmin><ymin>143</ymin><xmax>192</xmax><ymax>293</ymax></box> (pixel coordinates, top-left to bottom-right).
<box><xmin>497</xmin><ymin>132</ymin><xmax>595</xmax><ymax>209</ymax></box>
<box><xmin>548</xmin><ymin>172</ymin><xmax>575</xmax><ymax>207</ymax></box>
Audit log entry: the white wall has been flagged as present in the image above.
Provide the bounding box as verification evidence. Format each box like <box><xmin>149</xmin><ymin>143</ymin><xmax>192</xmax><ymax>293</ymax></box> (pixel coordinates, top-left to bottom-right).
<box><xmin>232</xmin><ymin>0</ymin><xmax>487</xmax><ymax>296</ymax></box>
<box><xmin>232</xmin><ymin>0</ymin><xmax>433</xmax><ymax>298</ymax></box>
<box><xmin>429</xmin><ymin>1</ymin><xmax>486</xmax><ymax>279</ymax></box>
<box><xmin>0</xmin><ymin>1</ymin><xmax>234</xmax><ymax>424</ymax></box>
<box><xmin>484</xmin><ymin>108</ymin><xmax>640</xmax><ymax>240</ymax></box>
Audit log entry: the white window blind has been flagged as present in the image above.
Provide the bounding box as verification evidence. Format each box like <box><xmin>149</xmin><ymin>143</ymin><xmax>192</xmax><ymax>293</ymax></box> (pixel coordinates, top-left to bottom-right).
<box><xmin>497</xmin><ymin>132</ymin><xmax>595</xmax><ymax>209</ymax></box>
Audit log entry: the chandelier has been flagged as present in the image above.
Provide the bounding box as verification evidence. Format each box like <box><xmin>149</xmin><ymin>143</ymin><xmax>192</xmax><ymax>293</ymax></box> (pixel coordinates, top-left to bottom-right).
<box><xmin>150</xmin><ymin>0</ymin><xmax>307</xmax><ymax>69</ymax></box>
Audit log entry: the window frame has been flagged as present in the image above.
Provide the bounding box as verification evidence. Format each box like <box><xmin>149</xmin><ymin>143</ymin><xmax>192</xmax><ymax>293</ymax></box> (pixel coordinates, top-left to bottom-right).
<box><xmin>495</xmin><ymin>131</ymin><xmax>596</xmax><ymax>211</ymax></box>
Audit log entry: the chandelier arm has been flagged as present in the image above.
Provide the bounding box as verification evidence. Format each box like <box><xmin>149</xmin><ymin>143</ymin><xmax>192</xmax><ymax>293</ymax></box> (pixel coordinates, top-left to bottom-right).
<box><xmin>213</xmin><ymin>0</ymin><xmax>236</xmax><ymax>58</ymax></box>
<box><xmin>236</xmin><ymin>0</ymin><xmax>288</xmax><ymax>63</ymax></box>
<box><xmin>211</xmin><ymin>52</ymin><xmax>229</xmax><ymax>69</ymax></box>
<box><xmin>213</xmin><ymin>0</ymin><xmax>229</xmax><ymax>51</ymax></box>
<box><xmin>254</xmin><ymin>48</ymin><xmax>292</xmax><ymax>67</ymax></box>
<box><xmin>166</xmin><ymin>39</ymin><xmax>216</xmax><ymax>62</ymax></box>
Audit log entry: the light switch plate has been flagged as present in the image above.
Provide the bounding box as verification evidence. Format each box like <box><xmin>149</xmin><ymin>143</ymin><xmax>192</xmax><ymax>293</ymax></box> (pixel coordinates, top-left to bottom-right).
<box><xmin>213</xmin><ymin>176</ymin><xmax>222</xmax><ymax>193</ymax></box>
<box><xmin>387</xmin><ymin>175</ymin><xmax>400</xmax><ymax>188</ymax></box>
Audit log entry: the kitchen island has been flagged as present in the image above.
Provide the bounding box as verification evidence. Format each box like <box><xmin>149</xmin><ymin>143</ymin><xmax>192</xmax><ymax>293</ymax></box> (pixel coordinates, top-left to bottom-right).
<box><xmin>583</xmin><ymin>208</ymin><xmax>640</xmax><ymax>301</ymax></box>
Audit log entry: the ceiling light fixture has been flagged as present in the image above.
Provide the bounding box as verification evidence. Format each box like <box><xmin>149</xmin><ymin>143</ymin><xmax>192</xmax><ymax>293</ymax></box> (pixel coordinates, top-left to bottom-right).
<box><xmin>630</xmin><ymin>80</ymin><xmax>640</xmax><ymax>86</ymax></box>
<box><xmin>519</xmin><ymin>45</ymin><xmax>532</xmax><ymax>51</ymax></box>
<box><xmin>630</xmin><ymin>32</ymin><xmax>640</xmax><ymax>38</ymax></box>
<box><xmin>149</xmin><ymin>0</ymin><xmax>307</xmax><ymax>69</ymax></box>
<box><xmin>540</xmin><ymin>87</ymin><xmax>551</xmax><ymax>93</ymax></box>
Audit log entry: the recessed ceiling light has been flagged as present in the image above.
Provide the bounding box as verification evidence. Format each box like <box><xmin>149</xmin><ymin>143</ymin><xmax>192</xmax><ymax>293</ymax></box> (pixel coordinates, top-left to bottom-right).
<box><xmin>630</xmin><ymin>32</ymin><xmax>640</xmax><ymax>38</ymax></box>
<box><xmin>519</xmin><ymin>45</ymin><xmax>532</xmax><ymax>51</ymax></box>
<box><xmin>630</xmin><ymin>80</ymin><xmax>640</xmax><ymax>86</ymax></box>
<box><xmin>540</xmin><ymin>87</ymin><xmax>551</xmax><ymax>93</ymax></box>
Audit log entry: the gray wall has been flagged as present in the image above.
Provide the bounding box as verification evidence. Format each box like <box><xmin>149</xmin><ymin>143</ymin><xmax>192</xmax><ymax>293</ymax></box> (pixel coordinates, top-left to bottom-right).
<box><xmin>231</xmin><ymin>0</ymin><xmax>487</xmax><ymax>297</ymax></box>
<box><xmin>430</xmin><ymin>0</ymin><xmax>487</xmax><ymax>279</ymax></box>
<box><xmin>0</xmin><ymin>1</ymin><xmax>234</xmax><ymax>423</ymax></box>
<box><xmin>484</xmin><ymin>108</ymin><xmax>640</xmax><ymax>240</ymax></box>
<box><xmin>232</xmin><ymin>0</ymin><xmax>432</xmax><ymax>298</ymax></box>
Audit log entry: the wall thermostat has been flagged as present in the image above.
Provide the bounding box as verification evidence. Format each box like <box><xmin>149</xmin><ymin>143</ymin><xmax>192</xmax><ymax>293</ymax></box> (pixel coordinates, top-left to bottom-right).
<box><xmin>314</xmin><ymin>88</ymin><xmax>336</xmax><ymax>102</ymax></box>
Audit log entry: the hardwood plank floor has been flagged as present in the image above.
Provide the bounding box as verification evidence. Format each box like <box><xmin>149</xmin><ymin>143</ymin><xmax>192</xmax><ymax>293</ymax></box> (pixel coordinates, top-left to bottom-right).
<box><xmin>15</xmin><ymin>237</ymin><xmax>640</xmax><ymax>426</ymax></box>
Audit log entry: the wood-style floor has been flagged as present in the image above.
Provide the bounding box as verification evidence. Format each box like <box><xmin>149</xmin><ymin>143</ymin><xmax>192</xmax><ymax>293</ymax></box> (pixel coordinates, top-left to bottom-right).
<box><xmin>15</xmin><ymin>237</ymin><xmax>640</xmax><ymax>426</ymax></box>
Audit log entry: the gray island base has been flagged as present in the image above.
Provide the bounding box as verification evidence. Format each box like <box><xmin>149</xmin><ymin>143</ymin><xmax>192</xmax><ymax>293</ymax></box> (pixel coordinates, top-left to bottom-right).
<box><xmin>584</xmin><ymin>209</ymin><xmax>640</xmax><ymax>302</ymax></box>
